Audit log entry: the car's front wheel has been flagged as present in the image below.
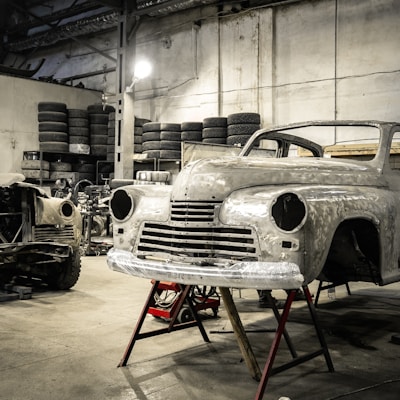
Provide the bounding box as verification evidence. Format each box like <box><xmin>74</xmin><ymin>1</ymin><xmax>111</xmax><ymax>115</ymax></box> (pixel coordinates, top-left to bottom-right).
<box><xmin>47</xmin><ymin>250</ymin><xmax>81</xmax><ymax>290</ymax></box>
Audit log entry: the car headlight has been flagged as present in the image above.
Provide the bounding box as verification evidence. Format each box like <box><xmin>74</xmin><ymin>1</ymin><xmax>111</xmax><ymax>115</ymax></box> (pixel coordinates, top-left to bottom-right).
<box><xmin>60</xmin><ymin>200</ymin><xmax>74</xmax><ymax>218</ymax></box>
<box><xmin>110</xmin><ymin>189</ymin><xmax>134</xmax><ymax>221</ymax></box>
<box><xmin>271</xmin><ymin>192</ymin><xmax>306</xmax><ymax>232</ymax></box>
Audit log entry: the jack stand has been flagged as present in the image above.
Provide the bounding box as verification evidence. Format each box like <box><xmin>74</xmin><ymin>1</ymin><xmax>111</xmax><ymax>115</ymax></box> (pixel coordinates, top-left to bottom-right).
<box><xmin>118</xmin><ymin>280</ymin><xmax>210</xmax><ymax>367</ymax></box>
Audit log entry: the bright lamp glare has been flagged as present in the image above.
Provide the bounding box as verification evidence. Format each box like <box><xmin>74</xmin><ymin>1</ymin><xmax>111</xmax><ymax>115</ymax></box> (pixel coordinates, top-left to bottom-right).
<box><xmin>134</xmin><ymin>60</ymin><xmax>152</xmax><ymax>80</ymax></box>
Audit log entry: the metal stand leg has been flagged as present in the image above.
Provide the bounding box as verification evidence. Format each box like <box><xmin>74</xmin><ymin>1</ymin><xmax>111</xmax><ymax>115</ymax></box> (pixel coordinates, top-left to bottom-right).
<box><xmin>118</xmin><ymin>281</ymin><xmax>210</xmax><ymax>368</ymax></box>
<box><xmin>254</xmin><ymin>286</ymin><xmax>334</xmax><ymax>400</ymax></box>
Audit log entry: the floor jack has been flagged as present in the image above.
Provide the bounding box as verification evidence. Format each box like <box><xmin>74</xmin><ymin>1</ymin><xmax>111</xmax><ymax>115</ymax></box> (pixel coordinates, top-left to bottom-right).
<box><xmin>147</xmin><ymin>281</ymin><xmax>220</xmax><ymax>323</ymax></box>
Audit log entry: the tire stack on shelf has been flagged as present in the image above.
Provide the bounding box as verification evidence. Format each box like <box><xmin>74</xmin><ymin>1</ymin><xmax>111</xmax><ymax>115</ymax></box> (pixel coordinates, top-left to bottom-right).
<box><xmin>73</xmin><ymin>158</ymin><xmax>96</xmax><ymax>182</ymax></box>
<box><xmin>160</xmin><ymin>123</ymin><xmax>182</xmax><ymax>159</ymax></box>
<box><xmin>38</xmin><ymin>102</ymin><xmax>69</xmax><ymax>153</ymax></box>
<box><xmin>87</xmin><ymin>104</ymin><xmax>115</xmax><ymax>158</ymax></box>
<box><xmin>21</xmin><ymin>152</ymin><xmax>49</xmax><ymax>180</ymax></box>
<box><xmin>142</xmin><ymin>122</ymin><xmax>161</xmax><ymax>159</ymax></box>
<box><xmin>226</xmin><ymin>112</ymin><xmax>261</xmax><ymax>146</ymax></box>
<box><xmin>107</xmin><ymin>112</ymin><xmax>115</xmax><ymax>162</ymax></box>
<box><xmin>181</xmin><ymin>121</ymin><xmax>203</xmax><ymax>143</ymax></box>
<box><xmin>202</xmin><ymin>117</ymin><xmax>228</xmax><ymax>144</ymax></box>
<box><xmin>68</xmin><ymin>109</ymin><xmax>90</xmax><ymax>154</ymax></box>
<box><xmin>134</xmin><ymin>117</ymin><xmax>151</xmax><ymax>155</ymax></box>
<box><xmin>49</xmin><ymin>160</ymin><xmax>73</xmax><ymax>181</ymax></box>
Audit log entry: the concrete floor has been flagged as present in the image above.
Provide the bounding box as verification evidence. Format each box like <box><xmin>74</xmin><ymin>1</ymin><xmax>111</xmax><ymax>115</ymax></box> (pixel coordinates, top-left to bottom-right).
<box><xmin>0</xmin><ymin>255</ymin><xmax>399</xmax><ymax>400</ymax></box>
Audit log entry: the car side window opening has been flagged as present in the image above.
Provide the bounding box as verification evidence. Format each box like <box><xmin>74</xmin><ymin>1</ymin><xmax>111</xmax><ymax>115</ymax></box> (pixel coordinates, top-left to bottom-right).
<box><xmin>389</xmin><ymin>131</ymin><xmax>400</xmax><ymax>170</ymax></box>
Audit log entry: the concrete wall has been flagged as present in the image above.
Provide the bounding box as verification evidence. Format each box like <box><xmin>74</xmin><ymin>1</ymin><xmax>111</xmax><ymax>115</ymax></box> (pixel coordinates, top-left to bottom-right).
<box><xmin>0</xmin><ymin>76</ymin><xmax>101</xmax><ymax>173</ymax></box>
<box><xmin>131</xmin><ymin>0</ymin><xmax>400</xmax><ymax>126</ymax></box>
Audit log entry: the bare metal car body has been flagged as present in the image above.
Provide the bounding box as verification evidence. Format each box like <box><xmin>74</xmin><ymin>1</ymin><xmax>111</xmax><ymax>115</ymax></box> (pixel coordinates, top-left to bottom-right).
<box><xmin>107</xmin><ymin>120</ymin><xmax>400</xmax><ymax>290</ymax></box>
<box><xmin>0</xmin><ymin>173</ymin><xmax>82</xmax><ymax>289</ymax></box>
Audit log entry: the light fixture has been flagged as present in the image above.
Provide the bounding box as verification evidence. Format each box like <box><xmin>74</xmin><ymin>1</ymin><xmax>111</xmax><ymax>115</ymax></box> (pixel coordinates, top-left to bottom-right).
<box><xmin>126</xmin><ymin>60</ymin><xmax>152</xmax><ymax>92</ymax></box>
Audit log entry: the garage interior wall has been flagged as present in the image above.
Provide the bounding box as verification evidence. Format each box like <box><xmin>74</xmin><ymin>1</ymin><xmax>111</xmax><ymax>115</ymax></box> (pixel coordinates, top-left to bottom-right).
<box><xmin>0</xmin><ymin>76</ymin><xmax>101</xmax><ymax>174</ymax></box>
<box><xmin>1</xmin><ymin>0</ymin><xmax>399</xmax><ymax>174</ymax></box>
<box><xmin>132</xmin><ymin>0</ymin><xmax>400</xmax><ymax>126</ymax></box>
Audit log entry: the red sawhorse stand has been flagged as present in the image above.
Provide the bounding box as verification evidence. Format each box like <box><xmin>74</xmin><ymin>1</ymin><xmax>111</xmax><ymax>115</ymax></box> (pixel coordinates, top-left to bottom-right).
<box><xmin>254</xmin><ymin>286</ymin><xmax>334</xmax><ymax>400</ymax></box>
<box><xmin>118</xmin><ymin>280</ymin><xmax>210</xmax><ymax>367</ymax></box>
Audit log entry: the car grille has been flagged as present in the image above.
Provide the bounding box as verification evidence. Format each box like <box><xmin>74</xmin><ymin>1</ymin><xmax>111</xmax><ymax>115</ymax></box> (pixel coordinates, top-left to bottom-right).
<box><xmin>34</xmin><ymin>225</ymin><xmax>75</xmax><ymax>242</ymax></box>
<box><xmin>137</xmin><ymin>201</ymin><xmax>258</xmax><ymax>261</ymax></box>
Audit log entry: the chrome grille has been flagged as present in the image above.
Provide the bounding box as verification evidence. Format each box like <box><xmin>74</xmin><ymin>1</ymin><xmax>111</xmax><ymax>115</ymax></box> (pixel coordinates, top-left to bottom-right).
<box><xmin>34</xmin><ymin>225</ymin><xmax>75</xmax><ymax>242</ymax></box>
<box><xmin>170</xmin><ymin>201</ymin><xmax>218</xmax><ymax>222</ymax></box>
<box><xmin>138</xmin><ymin>201</ymin><xmax>258</xmax><ymax>261</ymax></box>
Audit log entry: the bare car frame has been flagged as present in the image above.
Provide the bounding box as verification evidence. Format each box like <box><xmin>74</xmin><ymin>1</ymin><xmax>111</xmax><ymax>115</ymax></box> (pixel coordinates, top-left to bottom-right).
<box><xmin>107</xmin><ymin>120</ymin><xmax>400</xmax><ymax>290</ymax></box>
<box><xmin>0</xmin><ymin>173</ymin><xmax>82</xmax><ymax>289</ymax></box>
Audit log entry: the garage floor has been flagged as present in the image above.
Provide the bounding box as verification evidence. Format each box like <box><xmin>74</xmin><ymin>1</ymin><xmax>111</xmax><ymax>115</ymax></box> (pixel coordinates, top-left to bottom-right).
<box><xmin>0</xmin><ymin>255</ymin><xmax>399</xmax><ymax>400</ymax></box>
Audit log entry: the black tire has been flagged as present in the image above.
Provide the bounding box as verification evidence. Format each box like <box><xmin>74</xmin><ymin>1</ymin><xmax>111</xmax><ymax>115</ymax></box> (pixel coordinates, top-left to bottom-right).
<box><xmin>46</xmin><ymin>250</ymin><xmax>81</xmax><ymax>290</ymax></box>
<box><xmin>90</xmin><ymin>135</ymin><xmax>108</xmax><ymax>145</ymax></box>
<box><xmin>160</xmin><ymin>122</ymin><xmax>181</xmax><ymax>131</ymax></box>
<box><xmin>38</xmin><ymin>102</ymin><xmax>67</xmax><ymax>112</ymax></box>
<box><xmin>134</xmin><ymin>144</ymin><xmax>142</xmax><ymax>153</ymax></box>
<box><xmin>68</xmin><ymin>109</ymin><xmax>88</xmax><ymax>118</ymax></box>
<box><xmin>160</xmin><ymin>140</ymin><xmax>181</xmax><ymax>150</ymax></box>
<box><xmin>143</xmin><ymin>150</ymin><xmax>160</xmax><ymax>159</ymax></box>
<box><xmin>107</xmin><ymin>153</ymin><xmax>115</xmax><ymax>162</ymax></box>
<box><xmin>226</xmin><ymin>134</ymin><xmax>252</xmax><ymax>146</ymax></box>
<box><xmin>108</xmin><ymin>128</ymin><xmax>115</xmax><ymax>137</ymax></box>
<box><xmin>160</xmin><ymin>131</ymin><xmax>181</xmax><ymax>141</ymax></box>
<box><xmin>202</xmin><ymin>138</ymin><xmax>226</xmax><ymax>144</ymax></box>
<box><xmin>38</xmin><ymin>111</ymin><xmax>67</xmax><ymax>123</ymax></box>
<box><xmin>134</xmin><ymin>135</ymin><xmax>143</xmax><ymax>144</ymax></box>
<box><xmin>181</xmin><ymin>121</ymin><xmax>203</xmax><ymax>131</ymax></box>
<box><xmin>135</xmin><ymin>117</ymin><xmax>151</xmax><ymax>127</ymax></box>
<box><xmin>134</xmin><ymin>127</ymin><xmax>143</xmax><ymax>135</ymax></box>
<box><xmin>68</xmin><ymin>118</ymin><xmax>89</xmax><ymax>128</ymax></box>
<box><xmin>69</xmin><ymin>135</ymin><xmax>90</xmax><ymax>145</ymax></box>
<box><xmin>227</xmin><ymin>123</ymin><xmax>260</xmax><ymax>136</ymax></box>
<box><xmin>21</xmin><ymin>159</ymin><xmax>50</xmax><ymax>170</ymax></box>
<box><xmin>73</xmin><ymin>162</ymin><xmax>95</xmax><ymax>173</ymax></box>
<box><xmin>227</xmin><ymin>112</ymin><xmax>261</xmax><ymax>125</ymax></box>
<box><xmin>87</xmin><ymin>104</ymin><xmax>114</xmax><ymax>113</ymax></box>
<box><xmin>181</xmin><ymin>131</ymin><xmax>202</xmax><ymax>141</ymax></box>
<box><xmin>21</xmin><ymin>169</ymin><xmax>50</xmax><ymax>179</ymax></box>
<box><xmin>39</xmin><ymin>121</ymin><xmax>68</xmax><ymax>133</ymax></box>
<box><xmin>143</xmin><ymin>131</ymin><xmax>161</xmax><ymax>142</ymax></box>
<box><xmin>69</xmin><ymin>127</ymin><xmax>89</xmax><ymax>137</ymax></box>
<box><xmin>177</xmin><ymin>307</ymin><xmax>193</xmax><ymax>323</ymax></box>
<box><xmin>143</xmin><ymin>122</ymin><xmax>161</xmax><ymax>132</ymax></box>
<box><xmin>202</xmin><ymin>127</ymin><xmax>227</xmax><ymax>139</ymax></box>
<box><xmin>40</xmin><ymin>141</ymin><xmax>69</xmax><ymax>152</ymax></box>
<box><xmin>91</xmin><ymin>144</ymin><xmax>107</xmax><ymax>157</ymax></box>
<box><xmin>90</xmin><ymin>114</ymin><xmax>109</xmax><ymax>124</ymax></box>
<box><xmin>90</xmin><ymin>124</ymin><xmax>108</xmax><ymax>135</ymax></box>
<box><xmin>50</xmin><ymin>162</ymin><xmax>72</xmax><ymax>172</ymax></box>
<box><xmin>160</xmin><ymin>150</ymin><xmax>181</xmax><ymax>159</ymax></box>
<box><xmin>107</xmin><ymin>136</ymin><xmax>115</xmax><ymax>145</ymax></box>
<box><xmin>39</xmin><ymin>132</ymin><xmax>68</xmax><ymax>142</ymax></box>
<box><xmin>142</xmin><ymin>140</ymin><xmax>161</xmax><ymax>151</ymax></box>
<box><xmin>108</xmin><ymin>112</ymin><xmax>115</xmax><ymax>121</ymax></box>
<box><xmin>203</xmin><ymin>117</ymin><xmax>227</xmax><ymax>128</ymax></box>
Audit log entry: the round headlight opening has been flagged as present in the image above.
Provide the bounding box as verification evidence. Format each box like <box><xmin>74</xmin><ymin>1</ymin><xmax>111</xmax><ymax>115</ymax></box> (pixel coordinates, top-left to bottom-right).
<box><xmin>272</xmin><ymin>192</ymin><xmax>306</xmax><ymax>232</ymax></box>
<box><xmin>61</xmin><ymin>201</ymin><xmax>74</xmax><ymax>218</ymax></box>
<box><xmin>110</xmin><ymin>189</ymin><xmax>134</xmax><ymax>221</ymax></box>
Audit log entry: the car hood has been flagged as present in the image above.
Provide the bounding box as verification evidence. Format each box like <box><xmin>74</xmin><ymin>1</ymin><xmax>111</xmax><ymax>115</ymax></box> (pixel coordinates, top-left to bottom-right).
<box><xmin>0</xmin><ymin>173</ymin><xmax>26</xmax><ymax>187</ymax></box>
<box><xmin>171</xmin><ymin>156</ymin><xmax>385</xmax><ymax>201</ymax></box>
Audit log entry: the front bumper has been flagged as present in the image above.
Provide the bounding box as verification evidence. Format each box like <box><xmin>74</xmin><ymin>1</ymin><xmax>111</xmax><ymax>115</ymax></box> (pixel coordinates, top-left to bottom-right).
<box><xmin>107</xmin><ymin>248</ymin><xmax>304</xmax><ymax>290</ymax></box>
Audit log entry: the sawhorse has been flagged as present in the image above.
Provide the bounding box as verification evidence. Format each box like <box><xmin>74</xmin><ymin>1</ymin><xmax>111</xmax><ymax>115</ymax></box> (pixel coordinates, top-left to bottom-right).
<box><xmin>118</xmin><ymin>280</ymin><xmax>210</xmax><ymax>367</ymax></box>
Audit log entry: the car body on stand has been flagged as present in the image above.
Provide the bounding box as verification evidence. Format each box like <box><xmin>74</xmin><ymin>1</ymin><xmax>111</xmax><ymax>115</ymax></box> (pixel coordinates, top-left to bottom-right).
<box><xmin>107</xmin><ymin>121</ymin><xmax>400</xmax><ymax>291</ymax></box>
<box><xmin>0</xmin><ymin>173</ymin><xmax>82</xmax><ymax>289</ymax></box>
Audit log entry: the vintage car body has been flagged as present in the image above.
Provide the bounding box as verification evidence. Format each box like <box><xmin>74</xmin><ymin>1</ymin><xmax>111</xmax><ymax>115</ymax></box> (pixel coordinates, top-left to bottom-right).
<box><xmin>107</xmin><ymin>120</ymin><xmax>400</xmax><ymax>290</ymax></box>
<box><xmin>0</xmin><ymin>173</ymin><xmax>82</xmax><ymax>289</ymax></box>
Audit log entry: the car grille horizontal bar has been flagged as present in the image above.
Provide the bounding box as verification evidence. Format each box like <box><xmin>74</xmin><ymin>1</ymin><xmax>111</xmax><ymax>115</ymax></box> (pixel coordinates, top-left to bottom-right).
<box><xmin>137</xmin><ymin>222</ymin><xmax>258</xmax><ymax>260</ymax></box>
<box><xmin>34</xmin><ymin>225</ymin><xmax>75</xmax><ymax>242</ymax></box>
<box><xmin>170</xmin><ymin>201</ymin><xmax>219</xmax><ymax>222</ymax></box>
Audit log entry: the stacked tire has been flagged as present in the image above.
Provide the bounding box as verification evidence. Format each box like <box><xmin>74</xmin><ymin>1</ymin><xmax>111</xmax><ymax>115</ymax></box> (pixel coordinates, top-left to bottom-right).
<box><xmin>49</xmin><ymin>160</ymin><xmax>73</xmax><ymax>181</ymax></box>
<box><xmin>181</xmin><ymin>121</ymin><xmax>203</xmax><ymax>143</ymax></box>
<box><xmin>160</xmin><ymin>123</ymin><xmax>181</xmax><ymax>159</ymax></box>
<box><xmin>87</xmin><ymin>104</ymin><xmax>114</xmax><ymax>158</ymax></box>
<box><xmin>107</xmin><ymin>112</ymin><xmax>116</xmax><ymax>162</ymax></box>
<box><xmin>202</xmin><ymin>117</ymin><xmax>227</xmax><ymax>144</ymax></box>
<box><xmin>38</xmin><ymin>102</ymin><xmax>69</xmax><ymax>153</ymax></box>
<box><xmin>134</xmin><ymin>117</ymin><xmax>151</xmax><ymax>155</ymax></box>
<box><xmin>68</xmin><ymin>109</ymin><xmax>90</xmax><ymax>154</ymax></box>
<box><xmin>142</xmin><ymin>122</ymin><xmax>161</xmax><ymax>159</ymax></box>
<box><xmin>21</xmin><ymin>152</ymin><xmax>49</xmax><ymax>179</ymax></box>
<box><xmin>73</xmin><ymin>158</ymin><xmax>96</xmax><ymax>182</ymax></box>
<box><xmin>226</xmin><ymin>112</ymin><xmax>261</xmax><ymax>146</ymax></box>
